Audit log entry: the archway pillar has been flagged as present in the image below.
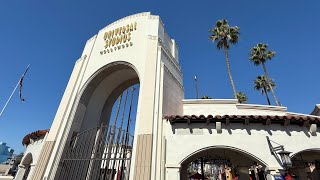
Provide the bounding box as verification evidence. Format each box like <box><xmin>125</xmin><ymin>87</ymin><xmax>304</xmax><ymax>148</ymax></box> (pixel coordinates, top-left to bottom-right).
<box><xmin>15</xmin><ymin>165</ymin><xmax>26</xmax><ymax>180</ymax></box>
<box><xmin>130</xmin><ymin>36</ymin><xmax>162</xmax><ymax>180</ymax></box>
<box><xmin>27</xmin><ymin>164</ymin><xmax>36</xmax><ymax>180</ymax></box>
<box><xmin>165</xmin><ymin>164</ymin><xmax>180</xmax><ymax>180</ymax></box>
<box><xmin>32</xmin><ymin>54</ymin><xmax>89</xmax><ymax>180</ymax></box>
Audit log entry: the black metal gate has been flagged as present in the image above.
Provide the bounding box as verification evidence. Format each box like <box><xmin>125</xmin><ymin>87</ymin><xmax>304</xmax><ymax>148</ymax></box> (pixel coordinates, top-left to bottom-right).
<box><xmin>58</xmin><ymin>125</ymin><xmax>134</xmax><ymax>180</ymax></box>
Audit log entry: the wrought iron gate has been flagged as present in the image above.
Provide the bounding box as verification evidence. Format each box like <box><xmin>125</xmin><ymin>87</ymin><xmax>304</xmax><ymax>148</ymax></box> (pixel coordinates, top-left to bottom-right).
<box><xmin>58</xmin><ymin>125</ymin><xmax>134</xmax><ymax>180</ymax></box>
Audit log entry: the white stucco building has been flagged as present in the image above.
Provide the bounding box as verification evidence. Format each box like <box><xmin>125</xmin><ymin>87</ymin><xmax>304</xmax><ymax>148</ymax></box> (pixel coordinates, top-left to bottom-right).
<box><xmin>15</xmin><ymin>12</ymin><xmax>319</xmax><ymax>180</ymax></box>
<box><xmin>15</xmin><ymin>130</ymin><xmax>49</xmax><ymax>180</ymax></box>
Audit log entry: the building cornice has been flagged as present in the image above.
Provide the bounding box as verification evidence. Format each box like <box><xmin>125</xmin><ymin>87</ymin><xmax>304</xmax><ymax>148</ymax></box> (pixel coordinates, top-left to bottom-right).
<box><xmin>182</xmin><ymin>99</ymin><xmax>238</xmax><ymax>104</ymax></box>
<box><xmin>237</xmin><ymin>104</ymin><xmax>287</xmax><ymax>112</ymax></box>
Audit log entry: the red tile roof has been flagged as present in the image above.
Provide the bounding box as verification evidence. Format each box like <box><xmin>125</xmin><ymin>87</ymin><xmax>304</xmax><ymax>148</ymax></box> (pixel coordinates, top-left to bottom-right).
<box><xmin>164</xmin><ymin>115</ymin><xmax>320</xmax><ymax>126</ymax></box>
<box><xmin>22</xmin><ymin>129</ymin><xmax>49</xmax><ymax>146</ymax></box>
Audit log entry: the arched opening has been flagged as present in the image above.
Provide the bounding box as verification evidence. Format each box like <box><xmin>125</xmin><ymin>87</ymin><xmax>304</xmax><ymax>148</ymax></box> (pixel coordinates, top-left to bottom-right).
<box><xmin>21</xmin><ymin>153</ymin><xmax>33</xmax><ymax>180</ymax></box>
<box><xmin>58</xmin><ymin>61</ymin><xmax>140</xmax><ymax>180</ymax></box>
<box><xmin>74</xmin><ymin>61</ymin><xmax>140</xmax><ymax>131</ymax></box>
<box><xmin>289</xmin><ymin>149</ymin><xmax>320</xmax><ymax>180</ymax></box>
<box><xmin>180</xmin><ymin>146</ymin><xmax>267</xmax><ymax>180</ymax></box>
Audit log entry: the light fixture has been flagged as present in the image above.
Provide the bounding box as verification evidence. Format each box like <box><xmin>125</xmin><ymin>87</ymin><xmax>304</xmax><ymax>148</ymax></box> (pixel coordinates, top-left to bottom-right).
<box><xmin>277</xmin><ymin>150</ymin><xmax>292</xmax><ymax>168</ymax></box>
<box><xmin>266</xmin><ymin>136</ymin><xmax>292</xmax><ymax>169</ymax></box>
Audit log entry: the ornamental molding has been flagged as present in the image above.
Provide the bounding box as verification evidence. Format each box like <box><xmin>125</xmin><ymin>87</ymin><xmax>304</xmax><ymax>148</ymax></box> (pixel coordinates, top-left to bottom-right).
<box><xmin>147</xmin><ymin>35</ymin><xmax>158</xmax><ymax>40</ymax></box>
<box><xmin>158</xmin><ymin>38</ymin><xmax>181</xmax><ymax>73</ymax></box>
<box><xmin>100</xmin><ymin>12</ymin><xmax>150</xmax><ymax>32</ymax></box>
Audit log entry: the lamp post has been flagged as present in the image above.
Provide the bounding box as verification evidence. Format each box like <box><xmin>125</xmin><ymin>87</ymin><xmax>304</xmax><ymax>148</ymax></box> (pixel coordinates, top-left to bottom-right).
<box><xmin>195</xmin><ymin>75</ymin><xmax>198</xmax><ymax>99</ymax></box>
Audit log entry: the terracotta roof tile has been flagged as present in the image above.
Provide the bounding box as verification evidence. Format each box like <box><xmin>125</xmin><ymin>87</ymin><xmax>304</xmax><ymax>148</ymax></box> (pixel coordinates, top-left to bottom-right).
<box><xmin>164</xmin><ymin>115</ymin><xmax>320</xmax><ymax>126</ymax></box>
<box><xmin>22</xmin><ymin>129</ymin><xmax>49</xmax><ymax>146</ymax></box>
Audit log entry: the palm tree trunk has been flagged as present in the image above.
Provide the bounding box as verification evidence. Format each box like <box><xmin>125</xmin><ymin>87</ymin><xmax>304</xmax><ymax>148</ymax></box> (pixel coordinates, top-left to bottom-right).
<box><xmin>263</xmin><ymin>86</ymin><xmax>271</xmax><ymax>105</ymax></box>
<box><xmin>262</xmin><ymin>62</ymin><xmax>280</xmax><ymax>106</ymax></box>
<box><xmin>224</xmin><ymin>47</ymin><xmax>237</xmax><ymax>98</ymax></box>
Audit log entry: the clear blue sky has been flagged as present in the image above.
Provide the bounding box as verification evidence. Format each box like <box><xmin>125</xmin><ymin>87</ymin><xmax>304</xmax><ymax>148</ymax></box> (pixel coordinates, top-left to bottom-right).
<box><xmin>1</xmin><ymin>1</ymin><xmax>319</xmax><ymax>153</ymax></box>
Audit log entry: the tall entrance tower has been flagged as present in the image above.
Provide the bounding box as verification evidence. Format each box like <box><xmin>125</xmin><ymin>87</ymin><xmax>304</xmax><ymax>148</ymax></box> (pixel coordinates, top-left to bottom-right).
<box><xmin>31</xmin><ymin>12</ymin><xmax>184</xmax><ymax>180</ymax></box>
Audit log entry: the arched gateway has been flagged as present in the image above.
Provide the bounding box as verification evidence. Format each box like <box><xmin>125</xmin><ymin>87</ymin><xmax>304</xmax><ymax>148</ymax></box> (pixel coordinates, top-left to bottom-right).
<box><xmin>31</xmin><ymin>12</ymin><xmax>183</xmax><ymax>180</ymax></box>
<box><xmin>29</xmin><ymin>12</ymin><xmax>320</xmax><ymax>180</ymax></box>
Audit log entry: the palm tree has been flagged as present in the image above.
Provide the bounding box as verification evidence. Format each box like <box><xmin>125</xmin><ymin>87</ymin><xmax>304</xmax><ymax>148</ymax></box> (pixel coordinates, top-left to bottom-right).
<box><xmin>209</xmin><ymin>19</ymin><xmax>240</xmax><ymax>98</ymax></box>
<box><xmin>254</xmin><ymin>75</ymin><xmax>276</xmax><ymax>105</ymax></box>
<box><xmin>201</xmin><ymin>95</ymin><xmax>212</xmax><ymax>99</ymax></box>
<box><xmin>236</xmin><ymin>92</ymin><xmax>248</xmax><ymax>103</ymax></box>
<box><xmin>249</xmin><ymin>43</ymin><xmax>280</xmax><ymax>106</ymax></box>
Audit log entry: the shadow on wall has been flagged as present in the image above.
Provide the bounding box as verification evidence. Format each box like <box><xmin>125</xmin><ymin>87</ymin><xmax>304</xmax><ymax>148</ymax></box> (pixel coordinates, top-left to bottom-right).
<box><xmin>170</xmin><ymin>122</ymin><xmax>318</xmax><ymax>138</ymax></box>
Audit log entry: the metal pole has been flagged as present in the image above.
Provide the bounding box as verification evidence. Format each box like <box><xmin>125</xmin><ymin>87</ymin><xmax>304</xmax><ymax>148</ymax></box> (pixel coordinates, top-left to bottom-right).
<box><xmin>109</xmin><ymin>89</ymin><xmax>129</xmax><ymax>180</ymax></box>
<box><xmin>195</xmin><ymin>75</ymin><xmax>198</xmax><ymax>99</ymax></box>
<box><xmin>120</xmin><ymin>87</ymin><xmax>136</xmax><ymax>180</ymax></box>
<box><xmin>0</xmin><ymin>64</ymin><xmax>30</xmax><ymax>118</ymax></box>
<box><xmin>201</xmin><ymin>157</ymin><xmax>205</xmax><ymax>180</ymax></box>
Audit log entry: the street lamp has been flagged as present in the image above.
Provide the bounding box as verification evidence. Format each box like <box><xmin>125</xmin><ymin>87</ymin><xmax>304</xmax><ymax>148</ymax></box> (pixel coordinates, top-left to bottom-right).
<box><xmin>266</xmin><ymin>136</ymin><xmax>293</xmax><ymax>169</ymax></box>
<box><xmin>277</xmin><ymin>150</ymin><xmax>292</xmax><ymax>168</ymax></box>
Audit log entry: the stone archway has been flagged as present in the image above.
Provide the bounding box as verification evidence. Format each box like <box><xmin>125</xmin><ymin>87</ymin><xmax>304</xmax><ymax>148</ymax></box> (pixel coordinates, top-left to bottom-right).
<box><xmin>72</xmin><ymin>61</ymin><xmax>140</xmax><ymax>132</ymax></box>
<box><xmin>180</xmin><ymin>146</ymin><xmax>268</xmax><ymax>180</ymax></box>
<box><xmin>289</xmin><ymin>149</ymin><xmax>320</xmax><ymax>180</ymax></box>
<box><xmin>55</xmin><ymin>61</ymin><xmax>140</xmax><ymax>180</ymax></box>
<box><xmin>32</xmin><ymin>12</ymin><xmax>183</xmax><ymax>180</ymax></box>
<box><xmin>16</xmin><ymin>153</ymin><xmax>33</xmax><ymax>180</ymax></box>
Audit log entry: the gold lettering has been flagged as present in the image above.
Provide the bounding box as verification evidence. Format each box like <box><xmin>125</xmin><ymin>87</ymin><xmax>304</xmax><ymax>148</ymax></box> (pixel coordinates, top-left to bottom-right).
<box><xmin>111</xmin><ymin>30</ymin><xmax>114</xmax><ymax>38</ymax></box>
<box><xmin>104</xmin><ymin>32</ymin><xmax>108</xmax><ymax>40</ymax></box>
<box><xmin>102</xmin><ymin>22</ymin><xmax>137</xmax><ymax>53</ymax></box>
<box><xmin>127</xmin><ymin>32</ymin><xmax>131</xmax><ymax>41</ymax></box>
<box><xmin>129</xmin><ymin>23</ymin><xmax>133</xmax><ymax>31</ymax></box>
<box><xmin>123</xmin><ymin>34</ymin><xmax>127</xmax><ymax>43</ymax></box>
<box><xmin>104</xmin><ymin>40</ymin><xmax>109</xmax><ymax>48</ymax></box>
<box><xmin>111</xmin><ymin>38</ymin><xmax>116</xmax><ymax>46</ymax></box>
<box><xmin>116</xmin><ymin>36</ymin><xmax>121</xmax><ymax>44</ymax></box>
<box><xmin>126</xmin><ymin>24</ymin><xmax>129</xmax><ymax>33</ymax></box>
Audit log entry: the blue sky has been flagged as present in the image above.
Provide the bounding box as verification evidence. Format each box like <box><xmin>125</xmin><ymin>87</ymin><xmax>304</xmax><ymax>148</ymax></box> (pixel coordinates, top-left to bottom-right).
<box><xmin>0</xmin><ymin>1</ymin><xmax>319</xmax><ymax>153</ymax></box>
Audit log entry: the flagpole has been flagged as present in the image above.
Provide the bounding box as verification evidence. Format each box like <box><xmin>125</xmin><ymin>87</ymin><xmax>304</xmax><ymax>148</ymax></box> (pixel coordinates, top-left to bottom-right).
<box><xmin>195</xmin><ymin>75</ymin><xmax>198</xmax><ymax>99</ymax></box>
<box><xmin>0</xmin><ymin>64</ymin><xmax>30</xmax><ymax>118</ymax></box>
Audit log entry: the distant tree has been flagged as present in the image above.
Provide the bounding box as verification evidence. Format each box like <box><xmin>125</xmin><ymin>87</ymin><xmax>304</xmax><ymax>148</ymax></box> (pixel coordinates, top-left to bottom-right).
<box><xmin>201</xmin><ymin>95</ymin><xmax>212</xmax><ymax>99</ymax></box>
<box><xmin>250</xmin><ymin>43</ymin><xmax>280</xmax><ymax>106</ymax></box>
<box><xmin>236</xmin><ymin>92</ymin><xmax>248</xmax><ymax>103</ymax></box>
<box><xmin>254</xmin><ymin>75</ymin><xmax>276</xmax><ymax>105</ymax></box>
<box><xmin>14</xmin><ymin>153</ymin><xmax>23</xmax><ymax>167</ymax></box>
<box><xmin>209</xmin><ymin>19</ymin><xmax>240</xmax><ymax>98</ymax></box>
